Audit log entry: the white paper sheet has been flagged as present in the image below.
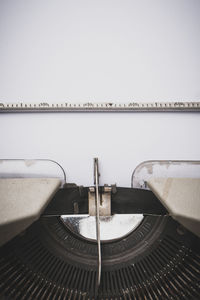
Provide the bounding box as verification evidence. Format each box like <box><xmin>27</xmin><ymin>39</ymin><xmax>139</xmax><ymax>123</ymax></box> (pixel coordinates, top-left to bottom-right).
<box><xmin>0</xmin><ymin>0</ymin><xmax>200</xmax><ymax>186</ymax></box>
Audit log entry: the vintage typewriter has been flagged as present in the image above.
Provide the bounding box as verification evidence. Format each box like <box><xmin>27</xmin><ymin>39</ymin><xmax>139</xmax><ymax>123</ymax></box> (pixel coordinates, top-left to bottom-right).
<box><xmin>0</xmin><ymin>156</ymin><xmax>199</xmax><ymax>300</ymax></box>
<box><xmin>0</xmin><ymin>102</ymin><xmax>200</xmax><ymax>299</ymax></box>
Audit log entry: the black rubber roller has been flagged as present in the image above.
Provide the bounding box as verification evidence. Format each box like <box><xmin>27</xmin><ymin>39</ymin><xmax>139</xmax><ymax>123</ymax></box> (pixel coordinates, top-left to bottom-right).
<box><xmin>0</xmin><ymin>215</ymin><xmax>200</xmax><ymax>299</ymax></box>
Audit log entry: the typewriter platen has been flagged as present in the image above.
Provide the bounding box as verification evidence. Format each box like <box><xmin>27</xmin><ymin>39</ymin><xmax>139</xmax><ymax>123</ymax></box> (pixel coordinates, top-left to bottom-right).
<box><xmin>0</xmin><ymin>159</ymin><xmax>199</xmax><ymax>300</ymax></box>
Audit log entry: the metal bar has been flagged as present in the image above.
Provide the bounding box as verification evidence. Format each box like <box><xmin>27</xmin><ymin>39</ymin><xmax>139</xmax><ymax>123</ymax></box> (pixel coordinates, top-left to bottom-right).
<box><xmin>94</xmin><ymin>158</ymin><xmax>101</xmax><ymax>289</ymax></box>
<box><xmin>42</xmin><ymin>187</ymin><xmax>167</xmax><ymax>217</ymax></box>
<box><xmin>0</xmin><ymin>102</ymin><xmax>200</xmax><ymax>113</ymax></box>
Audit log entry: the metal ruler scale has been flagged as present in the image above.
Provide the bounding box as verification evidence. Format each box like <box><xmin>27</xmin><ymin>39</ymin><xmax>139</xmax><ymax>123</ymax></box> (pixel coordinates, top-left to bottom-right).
<box><xmin>0</xmin><ymin>101</ymin><xmax>200</xmax><ymax>112</ymax></box>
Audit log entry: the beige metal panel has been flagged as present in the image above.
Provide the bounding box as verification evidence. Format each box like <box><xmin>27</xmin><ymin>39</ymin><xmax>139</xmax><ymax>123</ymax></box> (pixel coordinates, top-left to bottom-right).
<box><xmin>0</xmin><ymin>178</ymin><xmax>61</xmax><ymax>246</ymax></box>
<box><xmin>148</xmin><ymin>178</ymin><xmax>200</xmax><ymax>237</ymax></box>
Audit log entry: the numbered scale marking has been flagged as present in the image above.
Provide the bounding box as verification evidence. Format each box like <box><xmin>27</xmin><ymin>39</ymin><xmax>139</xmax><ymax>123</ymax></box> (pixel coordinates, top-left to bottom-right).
<box><xmin>0</xmin><ymin>101</ymin><xmax>200</xmax><ymax>112</ymax></box>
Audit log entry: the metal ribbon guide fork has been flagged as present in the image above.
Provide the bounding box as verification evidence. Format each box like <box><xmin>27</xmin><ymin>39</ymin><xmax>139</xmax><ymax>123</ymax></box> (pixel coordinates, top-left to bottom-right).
<box><xmin>88</xmin><ymin>158</ymin><xmax>113</xmax><ymax>293</ymax></box>
<box><xmin>93</xmin><ymin>158</ymin><xmax>101</xmax><ymax>290</ymax></box>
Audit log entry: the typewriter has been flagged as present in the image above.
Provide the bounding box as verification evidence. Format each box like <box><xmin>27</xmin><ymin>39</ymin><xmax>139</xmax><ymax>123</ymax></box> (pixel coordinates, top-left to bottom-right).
<box><xmin>0</xmin><ymin>158</ymin><xmax>199</xmax><ymax>300</ymax></box>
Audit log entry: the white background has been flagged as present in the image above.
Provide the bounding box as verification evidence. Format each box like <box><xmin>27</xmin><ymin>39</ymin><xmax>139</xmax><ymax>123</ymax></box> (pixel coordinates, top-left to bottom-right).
<box><xmin>0</xmin><ymin>0</ymin><xmax>199</xmax><ymax>186</ymax></box>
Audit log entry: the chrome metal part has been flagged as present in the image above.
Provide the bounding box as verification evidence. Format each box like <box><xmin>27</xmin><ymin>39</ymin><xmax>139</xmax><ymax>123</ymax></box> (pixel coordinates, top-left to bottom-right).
<box><xmin>0</xmin><ymin>101</ymin><xmax>200</xmax><ymax>113</ymax></box>
<box><xmin>102</xmin><ymin>185</ymin><xmax>112</xmax><ymax>216</ymax></box>
<box><xmin>93</xmin><ymin>158</ymin><xmax>101</xmax><ymax>287</ymax></box>
<box><xmin>0</xmin><ymin>159</ymin><xmax>66</xmax><ymax>184</ymax></box>
<box><xmin>61</xmin><ymin>214</ymin><xmax>143</xmax><ymax>242</ymax></box>
<box><xmin>89</xmin><ymin>185</ymin><xmax>111</xmax><ymax>216</ymax></box>
<box><xmin>132</xmin><ymin>160</ymin><xmax>200</xmax><ymax>189</ymax></box>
